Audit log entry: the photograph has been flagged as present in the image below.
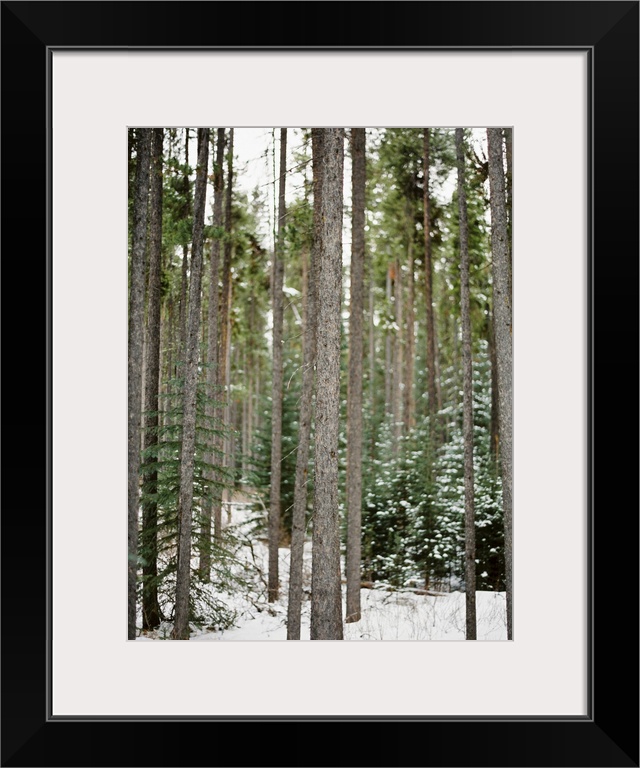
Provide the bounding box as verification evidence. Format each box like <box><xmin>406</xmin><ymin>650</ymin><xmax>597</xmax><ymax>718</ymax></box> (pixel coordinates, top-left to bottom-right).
<box><xmin>2</xmin><ymin>0</ymin><xmax>635</xmax><ymax>759</ymax></box>
<box><xmin>127</xmin><ymin>126</ymin><xmax>513</xmax><ymax>643</ymax></box>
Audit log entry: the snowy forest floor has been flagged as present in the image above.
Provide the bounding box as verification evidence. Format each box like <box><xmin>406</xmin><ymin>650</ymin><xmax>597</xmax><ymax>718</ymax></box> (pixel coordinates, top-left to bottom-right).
<box><xmin>137</xmin><ymin>492</ymin><xmax>508</xmax><ymax>641</ymax></box>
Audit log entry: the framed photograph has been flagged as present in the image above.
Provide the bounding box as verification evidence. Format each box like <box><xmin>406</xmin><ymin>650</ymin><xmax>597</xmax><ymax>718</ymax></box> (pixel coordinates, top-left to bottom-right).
<box><xmin>3</xmin><ymin>2</ymin><xmax>637</xmax><ymax>766</ymax></box>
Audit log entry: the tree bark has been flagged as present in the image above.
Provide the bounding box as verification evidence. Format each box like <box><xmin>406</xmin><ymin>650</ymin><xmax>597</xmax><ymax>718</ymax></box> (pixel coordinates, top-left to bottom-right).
<box><xmin>268</xmin><ymin>128</ymin><xmax>287</xmax><ymax>602</ymax></box>
<box><xmin>223</xmin><ymin>279</ymin><xmax>233</xmax><ymax>476</ymax></box>
<box><xmin>246</xmin><ymin>286</ymin><xmax>257</xmax><ymax>475</ymax></box>
<box><xmin>179</xmin><ymin>128</ymin><xmax>191</xmax><ymax>364</ymax></box>
<box><xmin>242</xmin><ymin>346</ymin><xmax>250</xmax><ymax>483</ymax></box>
<box><xmin>287</xmin><ymin>130</ymin><xmax>321</xmax><ymax>639</ymax></box>
<box><xmin>384</xmin><ymin>263</ymin><xmax>393</xmax><ymax>416</ymax></box>
<box><xmin>346</xmin><ymin>127</ymin><xmax>365</xmax><ymax>624</ymax></box>
<box><xmin>311</xmin><ymin>128</ymin><xmax>344</xmax><ymax>641</ymax></box>
<box><xmin>504</xmin><ymin>127</ymin><xmax>513</xmax><ymax>266</ymax></box>
<box><xmin>424</xmin><ymin>129</ymin><xmax>438</xmax><ymax>432</ymax></box>
<box><xmin>141</xmin><ymin>127</ymin><xmax>163</xmax><ymax>629</ymax></box>
<box><xmin>392</xmin><ymin>257</ymin><xmax>404</xmax><ymax>452</ymax></box>
<box><xmin>368</xmin><ymin>277</ymin><xmax>376</xmax><ymax>461</ymax></box>
<box><xmin>128</xmin><ymin>128</ymin><xmax>151</xmax><ymax>640</ymax></box>
<box><xmin>403</xmin><ymin>232</ymin><xmax>416</xmax><ymax>434</ymax></box>
<box><xmin>488</xmin><ymin>127</ymin><xmax>513</xmax><ymax>640</ymax></box>
<box><xmin>200</xmin><ymin>128</ymin><xmax>225</xmax><ymax>581</ymax></box>
<box><xmin>216</xmin><ymin>128</ymin><xmax>234</xmax><ymax>538</ymax></box>
<box><xmin>489</xmin><ymin>311</ymin><xmax>500</xmax><ymax>462</ymax></box>
<box><xmin>456</xmin><ymin>128</ymin><xmax>476</xmax><ymax>641</ymax></box>
<box><xmin>171</xmin><ymin>129</ymin><xmax>210</xmax><ymax>640</ymax></box>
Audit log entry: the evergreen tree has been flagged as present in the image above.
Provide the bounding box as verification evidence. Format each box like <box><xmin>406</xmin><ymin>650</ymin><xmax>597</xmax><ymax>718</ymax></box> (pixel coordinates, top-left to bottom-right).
<box><xmin>311</xmin><ymin>128</ymin><xmax>345</xmax><ymax>641</ymax></box>
<box><xmin>346</xmin><ymin>128</ymin><xmax>366</xmax><ymax>624</ymax></box>
<box><xmin>141</xmin><ymin>127</ymin><xmax>163</xmax><ymax>629</ymax></box>
<box><xmin>488</xmin><ymin>127</ymin><xmax>513</xmax><ymax>639</ymax></box>
<box><xmin>269</xmin><ymin>128</ymin><xmax>287</xmax><ymax>602</ymax></box>
<box><xmin>172</xmin><ymin>129</ymin><xmax>210</xmax><ymax>640</ymax></box>
<box><xmin>456</xmin><ymin>128</ymin><xmax>477</xmax><ymax>640</ymax></box>
<box><xmin>423</xmin><ymin>128</ymin><xmax>438</xmax><ymax>432</ymax></box>
<box><xmin>200</xmin><ymin>127</ymin><xmax>226</xmax><ymax>581</ymax></box>
<box><xmin>128</xmin><ymin>128</ymin><xmax>151</xmax><ymax>640</ymax></box>
<box><xmin>287</xmin><ymin>137</ymin><xmax>318</xmax><ymax>637</ymax></box>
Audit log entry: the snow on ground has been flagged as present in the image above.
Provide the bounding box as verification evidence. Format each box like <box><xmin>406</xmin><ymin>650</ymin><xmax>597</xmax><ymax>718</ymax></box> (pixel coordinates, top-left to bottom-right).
<box><xmin>137</xmin><ymin>495</ymin><xmax>508</xmax><ymax>642</ymax></box>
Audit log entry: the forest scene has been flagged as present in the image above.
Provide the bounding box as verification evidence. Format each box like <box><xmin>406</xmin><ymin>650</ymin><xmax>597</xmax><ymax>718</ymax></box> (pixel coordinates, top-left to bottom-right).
<box><xmin>128</xmin><ymin>126</ymin><xmax>512</xmax><ymax>642</ymax></box>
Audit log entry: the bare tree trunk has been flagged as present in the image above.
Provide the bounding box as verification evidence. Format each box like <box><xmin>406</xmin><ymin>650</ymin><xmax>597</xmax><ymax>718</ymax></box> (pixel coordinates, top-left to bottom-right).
<box><xmin>311</xmin><ymin>128</ymin><xmax>344</xmax><ymax>641</ymax></box>
<box><xmin>488</xmin><ymin>127</ymin><xmax>513</xmax><ymax>640</ymax></box>
<box><xmin>369</xmin><ymin>279</ymin><xmax>376</xmax><ymax>461</ymax></box>
<box><xmin>158</xmin><ymin>304</ymin><xmax>168</xmax><ymax>432</ymax></box>
<box><xmin>287</xmin><ymin>134</ymin><xmax>321</xmax><ymax>639</ymax></box>
<box><xmin>392</xmin><ymin>258</ymin><xmax>404</xmax><ymax>453</ymax></box>
<box><xmin>424</xmin><ymin>129</ymin><xmax>438</xmax><ymax>433</ymax></box>
<box><xmin>171</xmin><ymin>129</ymin><xmax>210</xmax><ymax>640</ymax></box>
<box><xmin>434</xmin><ymin>312</ymin><xmax>443</xmax><ymax>414</ymax></box>
<box><xmin>346</xmin><ymin>127</ymin><xmax>365</xmax><ymax>624</ymax></box>
<box><xmin>179</xmin><ymin>128</ymin><xmax>191</xmax><ymax>364</ymax></box>
<box><xmin>200</xmin><ymin>128</ymin><xmax>225</xmax><ymax>581</ymax></box>
<box><xmin>267</xmin><ymin>128</ymin><xmax>287</xmax><ymax>602</ymax></box>
<box><xmin>242</xmin><ymin>346</ymin><xmax>250</xmax><ymax>482</ymax></box>
<box><xmin>489</xmin><ymin>312</ymin><xmax>500</xmax><ymax>462</ymax></box>
<box><xmin>163</xmin><ymin>297</ymin><xmax>175</xmax><ymax>429</ymax></box>
<box><xmin>254</xmin><ymin>355</ymin><xmax>261</xmax><ymax>437</ymax></box>
<box><xmin>247</xmin><ymin>289</ymin><xmax>257</xmax><ymax>475</ymax></box>
<box><xmin>128</xmin><ymin>128</ymin><xmax>151</xmax><ymax>640</ymax></box>
<box><xmin>216</xmin><ymin>128</ymin><xmax>234</xmax><ymax>538</ymax></box>
<box><xmin>385</xmin><ymin>263</ymin><xmax>393</xmax><ymax>416</ymax></box>
<box><xmin>179</xmin><ymin>257</ymin><xmax>189</xmax><ymax>361</ymax></box>
<box><xmin>223</xmin><ymin>280</ymin><xmax>233</xmax><ymax>475</ymax></box>
<box><xmin>403</xmin><ymin>233</ymin><xmax>416</xmax><ymax>434</ymax></box>
<box><xmin>141</xmin><ymin>128</ymin><xmax>163</xmax><ymax>629</ymax></box>
<box><xmin>456</xmin><ymin>128</ymin><xmax>476</xmax><ymax>641</ymax></box>
<box><xmin>165</xmin><ymin>300</ymin><xmax>172</xmax><ymax>379</ymax></box>
<box><xmin>229</xmin><ymin>345</ymin><xmax>241</xmax><ymax>485</ymax></box>
<box><xmin>504</xmin><ymin>128</ymin><xmax>512</xmax><ymax>265</ymax></box>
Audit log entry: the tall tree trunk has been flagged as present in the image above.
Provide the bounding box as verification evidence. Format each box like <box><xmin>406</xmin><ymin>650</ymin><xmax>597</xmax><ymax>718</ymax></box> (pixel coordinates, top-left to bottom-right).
<box><xmin>254</xmin><ymin>351</ymin><xmax>261</xmax><ymax>437</ymax></box>
<box><xmin>403</xmin><ymin>232</ymin><xmax>416</xmax><ymax>434</ymax></box>
<box><xmin>223</xmin><ymin>280</ymin><xmax>233</xmax><ymax>477</ymax></box>
<box><xmin>200</xmin><ymin>128</ymin><xmax>225</xmax><ymax>580</ymax></box>
<box><xmin>488</xmin><ymin>127</ymin><xmax>513</xmax><ymax>640</ymax></box>
<box><xmin>504</xmin><ymin>128</ymin><xmax>513</xmax><ymax>266</ymax></box>
<box><xmin>392</xmin><ymin>257</ymin><xmax>404</xmax><ymax>452</ymax></box>
<box><xmin>456</xmin><ymin>128</ymin><xmax>476</xmax><ymax>641</ymax></box>
<box><xmin>434</xmin><ymin>313</ymin><xmax>443</xmax><ymax>414</ymax></box>
<box><xmin>346</xmin><ymin>127</ymin><xmax>365</xmax><ymax>624</ymax></box>
<box><xmin>247</xmin><ymin>288</ymin><xmax>257</xmax><ymax>474</ymax></box>
<box><xmin>242</xmin><ymin>346</ymin><xmax>250</xmax><ymax>483</ymax></box>
<box><xmin>311</xmin><ymin>128</ymin><xmax>344</xmax><ymax>641</ymax></box>
<box><xmin>158</xmin><ymin>303</ymin><xmax>169</xmax><ymax>432</ymax></box>
<box><xmin>424</xmin><ymin>129</ymin><xmax>438</xmax><ymax>432</ymax></box>
<box><xmin>489</xmin><ymin>312</ymin><xmax>500</xmax><ymax>462</ymax></box>
<box><xmin>216</xmin><ymin>128</ymin><xmax>234</xmax><ymax>538</ymax></box>
<box><xmin>179</xmin><ymin>258</ymin><xmax>188</xmax><ymax>361</ymax></box>
<box><xmin>287</xmin><ymin>134</ymin><xmax>321</xmax><ymax>639</ymax></box>
<box><xmin>171</xmin><ymin>129</ymin><xmax>210</xmax><ymax>640</ymax></box>
<box><xmin>269</xmin><ymin>128</ymin><xmax>287</xmax><ymax>602</ymax></box>
<box><xmin>179</xmin><ymin>128</ymin><xmax>191</xmax><ymax>363</ymax></box>
<box><xmin>141</xmin><ymin>127</ymin><xmax>163</xmax><ymax>629</ymax></box>
<box><xmin>164</xmin><ymin>297</ymin><xmax>175</xmax><ymax>429</ymax></box>
<box><xmin>384</xmin><ymin>263</ymin><xmax>393</xmax><ymax>416</ymax></box>
<box><xmin>128</xmin><ymin>128</ymin><xmax>151</xmax><ymax>640</ymax></box>
<box><xmin>369</xmin><ymin>278</ymin><xmax>376</xmax><ymax>461</ymax></box>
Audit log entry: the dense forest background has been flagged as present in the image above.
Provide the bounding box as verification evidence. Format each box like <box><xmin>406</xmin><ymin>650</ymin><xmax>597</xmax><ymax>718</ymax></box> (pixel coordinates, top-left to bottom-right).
<box><xmin>127</xmin><ymin>127</ymin><xmax>512</xmax><ymax>641</ymax></box>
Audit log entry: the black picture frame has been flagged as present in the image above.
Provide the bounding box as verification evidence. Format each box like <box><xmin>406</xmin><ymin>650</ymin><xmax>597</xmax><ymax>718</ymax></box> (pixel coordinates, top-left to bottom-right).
<box><xmin>2</xmin><ymin>2</ymin><xmax>638</xmax><ymax>766</ymax></box>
